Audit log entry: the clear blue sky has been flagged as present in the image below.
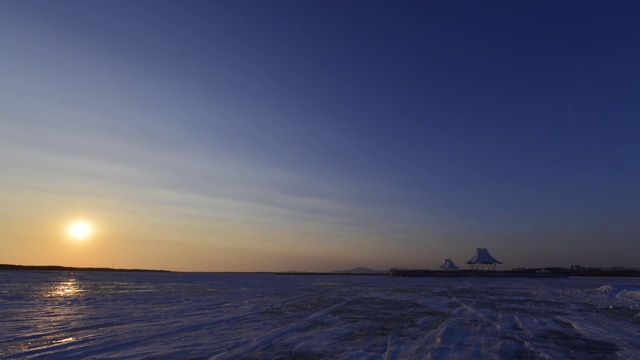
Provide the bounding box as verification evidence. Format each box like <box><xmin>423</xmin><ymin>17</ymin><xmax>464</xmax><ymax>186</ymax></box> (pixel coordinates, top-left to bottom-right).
<box><xmin>1</xmin><ymin>1</ymin><xmax>639</xmax><ymax>271</ymax></box>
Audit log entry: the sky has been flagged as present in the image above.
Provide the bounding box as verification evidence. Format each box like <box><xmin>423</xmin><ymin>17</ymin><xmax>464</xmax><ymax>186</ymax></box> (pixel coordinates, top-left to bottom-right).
<box><xmin>1</xmin><ymin>1</ymin><xmax>639</xmax><ymax>272</ymax></box>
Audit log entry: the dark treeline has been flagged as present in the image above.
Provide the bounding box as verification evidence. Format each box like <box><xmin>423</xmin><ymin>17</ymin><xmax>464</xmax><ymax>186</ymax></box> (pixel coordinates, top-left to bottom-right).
<box><xmin>390</xmin><ymin>268</ymin><xmax>640</xmax><ymax>277</ymax></box>
<box><xmin>0</xmin><ymin>264</ymin><xmax>171</xmax><ymax>273</ymax></box>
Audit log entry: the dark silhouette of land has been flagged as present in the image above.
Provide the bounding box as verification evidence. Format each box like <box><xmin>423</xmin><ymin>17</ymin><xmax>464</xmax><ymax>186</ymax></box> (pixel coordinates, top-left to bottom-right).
<box><xmin>0</xmin><ymin>264</ymin><xmax>171</xmax><ymax>273</ymax></box>
<box><xmin>332</xmin><ymin>267</ymin><xmax>388</xmax><ymax>275</ymax></box>
<box><xmin>390</xmin><ymin>267</ymin><xmax>640</xmax><ymax>277</ymax></box>
<box><xmin>276</xmin><ymin>267</ymin><xmax>388</xmax><ymax>276</ymax></box>
<box><xmin>3</xmin><ymin>264</ymin><xmax>638</xmax><ymax>277</ymax></box>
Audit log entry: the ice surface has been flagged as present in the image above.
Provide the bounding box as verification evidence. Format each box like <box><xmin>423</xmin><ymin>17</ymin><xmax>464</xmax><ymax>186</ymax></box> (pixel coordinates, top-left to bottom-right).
<box><xmin>1</xmin><ymin>271</ymin><xmax>640</xmax><ymax>359</ymax></box>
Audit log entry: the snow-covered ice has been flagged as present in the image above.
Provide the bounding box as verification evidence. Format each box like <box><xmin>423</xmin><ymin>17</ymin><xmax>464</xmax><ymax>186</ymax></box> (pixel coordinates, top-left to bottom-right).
<box><xmin>1</xmin><ymin>271</ymin><xmax>640</xmax><ymax>359</ymax></box>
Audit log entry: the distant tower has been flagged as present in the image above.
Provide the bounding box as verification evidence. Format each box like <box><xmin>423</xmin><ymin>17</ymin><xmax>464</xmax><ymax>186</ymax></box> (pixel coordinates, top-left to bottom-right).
<box><xmin>466</xmin><ymin>248</ymin><xmax>502</xmax><ymax>271</ymax></box>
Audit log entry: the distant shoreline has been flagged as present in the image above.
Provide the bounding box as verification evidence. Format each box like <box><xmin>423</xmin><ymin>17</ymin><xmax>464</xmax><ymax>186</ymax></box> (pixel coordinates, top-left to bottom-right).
<box><xmin>0</xmin><ymin>264</ymin><xmax>171</xmax><ymax>273</ymax></box>
<box><xmin>389</xmin><ymin>268</ymin><xmax>640</xmax><ymax>278</ymax></box>
<box><xmin>3</xmin><ymin>264</ymin><xmax>639</xmax><ymax>277</ymax></box>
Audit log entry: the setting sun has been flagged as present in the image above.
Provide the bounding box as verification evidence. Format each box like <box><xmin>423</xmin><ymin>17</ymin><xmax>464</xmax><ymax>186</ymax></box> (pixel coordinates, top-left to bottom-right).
<box><xmin>67</xmin><ymin>221</ymin><xmax>93</xmax><ymax>240</ymax></box>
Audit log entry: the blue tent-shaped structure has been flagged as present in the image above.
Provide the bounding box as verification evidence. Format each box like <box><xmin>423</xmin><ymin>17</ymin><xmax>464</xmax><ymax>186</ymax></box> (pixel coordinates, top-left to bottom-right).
<box><xmin>467</xmin><ymin>248</ymin><xmax>502</xmax><ymax>271</ymax></box>
<box><xmin>440</xmin><ymin>259</ymin><xmax>460</xmax><ymax>270</ymax></box>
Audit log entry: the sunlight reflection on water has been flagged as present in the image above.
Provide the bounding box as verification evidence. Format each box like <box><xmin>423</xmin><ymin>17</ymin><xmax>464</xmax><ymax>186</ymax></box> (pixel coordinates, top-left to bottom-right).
<box><xmin>54</xmin><ymin>337</ymin><xmax>76</xmax><ymax>344</ymax></box>
<box><xmin>46</xmin><ymin>278</ymin><xmax>83</xmax><ymax>297</ymax></box>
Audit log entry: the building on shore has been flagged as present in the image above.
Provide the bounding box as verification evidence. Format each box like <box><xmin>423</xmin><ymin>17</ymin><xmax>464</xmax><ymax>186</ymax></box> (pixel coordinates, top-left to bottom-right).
<box><xmin>439</xmin><ymin>259</ymin><xmax>460</xmax><ymax>270</ymax></box>
<box><xmin>467</xmin><ymin>248</ymin><xmax>502</xmax><ymax>271</ymax></box>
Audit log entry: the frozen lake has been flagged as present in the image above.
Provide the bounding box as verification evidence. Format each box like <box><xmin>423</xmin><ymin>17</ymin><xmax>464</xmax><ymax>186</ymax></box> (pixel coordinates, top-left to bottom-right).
<box><xmin>1</xmin><ymin>271</ymin><xmax>640</xmax><ymax>359</ymax></box>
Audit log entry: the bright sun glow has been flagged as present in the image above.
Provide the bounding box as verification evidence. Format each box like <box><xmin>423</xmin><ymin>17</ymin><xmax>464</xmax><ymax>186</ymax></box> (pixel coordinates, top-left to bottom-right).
<box><xmin>67</xmin><ymin>221</ymin><xmax>93</xmax><ymax>240</ymax></box>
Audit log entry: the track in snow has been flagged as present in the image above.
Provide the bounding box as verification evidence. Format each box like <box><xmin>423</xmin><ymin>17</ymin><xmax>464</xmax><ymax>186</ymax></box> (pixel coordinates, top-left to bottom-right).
<box><xmin>2</xmin><ymin>273</ymin><xmax>640</xmax><ymax>359</ymax></box>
